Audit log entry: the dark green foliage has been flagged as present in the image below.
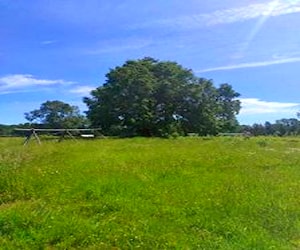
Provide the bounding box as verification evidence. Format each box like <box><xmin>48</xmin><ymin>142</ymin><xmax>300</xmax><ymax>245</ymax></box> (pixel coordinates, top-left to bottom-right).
<box><xmin>216</xmin><ymin>83</ymin><xmax>241</xmax><ymax>132</ymax></box>
<box><xmin>25</xmin><ymin>100</ymin><xmax>87</xmax><ymax>129</ymax></box>
<box><xmin>84</xmin><ymin>58</ymin><xmax>241</xmax><ymax>137</ymax></box>
<box><xmin>0</xmin><ymin>124</ymin><xmax>16</xmax><ymax>136</ymax></box>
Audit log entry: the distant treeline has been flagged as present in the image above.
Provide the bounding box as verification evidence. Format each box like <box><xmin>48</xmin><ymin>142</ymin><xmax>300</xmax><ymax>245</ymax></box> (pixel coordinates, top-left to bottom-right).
<box><xmin>0</xmin><ymin>123</ymin><xmax>32</xmax><ymax>136</ymax></box>
<box><xmin>0</xmin><ymin>124</ymin><xmax>16</xmax><ymax>136</ymax></box>
<box><xmin>239</xmin><ymin>118</ymin><xmax>300</xmax><ymax>136</ymax></box>
<box><xmin>2</xmin><ymin>118</ymin><xmax>300</xmax><ymax>137</ymax></box>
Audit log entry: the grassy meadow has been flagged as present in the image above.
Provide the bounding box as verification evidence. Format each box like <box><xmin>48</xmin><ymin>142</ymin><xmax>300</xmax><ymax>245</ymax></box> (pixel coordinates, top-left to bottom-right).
<box><xmin>0</xmin><ymin>136</ymin><xmax>300</xmax><ymax>249</ymax></box>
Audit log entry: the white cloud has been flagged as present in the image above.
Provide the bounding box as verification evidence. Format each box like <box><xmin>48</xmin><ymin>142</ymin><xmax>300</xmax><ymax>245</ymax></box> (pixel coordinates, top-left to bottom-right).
<box><xmin>70</xmin><ymin>86</ymin><xmax>95</xmax><ymax>96</ymax></box>
<box><xmin>136</xmin><ymin>0</ymin><xmax>300</xmax><ymax>29</ymax></box>
<box><xmin>197</xmin><ymin>56</ymin><xmax>300</xmax><ymax>73</ymax></box>
<box><xmin>239</xmin><ymin>98</ymin><xmax>300</xmax><ymax>115</ymax></box>
<box><xmin>0</xmin><ymin>74</ymin><xmax>75</xmax><ymax>94</ymax></box>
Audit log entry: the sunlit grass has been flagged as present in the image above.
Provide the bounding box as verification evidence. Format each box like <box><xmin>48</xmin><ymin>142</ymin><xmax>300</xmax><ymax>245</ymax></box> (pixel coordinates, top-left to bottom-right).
<box><xmin>0</xmin><ymin>137</ymin><xmax>300</xmax><ymax>249</ymax></box>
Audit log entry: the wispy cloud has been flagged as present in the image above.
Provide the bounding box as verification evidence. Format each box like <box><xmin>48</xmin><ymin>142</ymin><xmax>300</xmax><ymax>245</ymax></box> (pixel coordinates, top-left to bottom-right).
<box><xmin>197</xmin><ymin>56</ymin><xmax>300</xmax><ymax>73</ymax></box>
<box><xmin>239</xmin><ymin>98</ymin><xmax>300</xmax><ymax>115</ymax></box>
<box><xmin>135</xmin><ymin>0</ymin><xmax>300</xmax><ymax>30</ymax></box>
<box><xmin>0</xmin><ymin>74</ymin><xmax>74</xmax><ymax>94</ymax></box>
<box><xmin>201</xmin><ymin>0</ymin><xmax>300</xmax><ymax>26</ymax></box>
<box><xmin>41</xmin><ymin>40</ymin><xmax>57</xmax><ymax>45</ymax></box>
<box><xmin>70</xmin><ymin>86</ymin><xmax>95</xmax><ymax>96</ymax></box>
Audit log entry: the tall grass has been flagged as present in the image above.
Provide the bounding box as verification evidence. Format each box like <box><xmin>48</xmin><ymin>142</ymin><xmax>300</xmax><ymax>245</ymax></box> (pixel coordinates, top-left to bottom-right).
<box><xmin>0</xmin><ymin>137</ymin><xmax>300</xmax><ymax>249</ymax></box>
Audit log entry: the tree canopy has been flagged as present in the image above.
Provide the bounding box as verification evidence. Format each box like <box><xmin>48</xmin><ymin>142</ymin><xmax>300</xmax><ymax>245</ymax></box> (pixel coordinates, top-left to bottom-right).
<box><xmin>84</xmin><ymin>57</ymin><xmax>241</xmax><ymax>137</ymax></box>
<box><xmin>25</xmin><ymin>100</ymin><xmax>86</xmax><ymax>129</ymax></box>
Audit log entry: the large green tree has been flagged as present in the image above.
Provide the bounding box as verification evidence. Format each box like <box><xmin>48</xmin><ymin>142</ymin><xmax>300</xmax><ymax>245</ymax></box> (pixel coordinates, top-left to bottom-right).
<box><xmin>25</xmin><ymin>100</ymin><xmax>86</xmax><ymax>128</ymax></box>
<box><xmin>84</xmin><ymin>58</ymin><xmax>241</xmax><ymax>137</ymax></box>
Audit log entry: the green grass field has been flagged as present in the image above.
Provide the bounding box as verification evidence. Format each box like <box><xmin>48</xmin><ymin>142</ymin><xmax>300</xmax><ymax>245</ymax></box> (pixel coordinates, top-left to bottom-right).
<box><xmin>0</xmin><ymin>137</ymin><xmax>300</xmax><ymax>249</ymax></box>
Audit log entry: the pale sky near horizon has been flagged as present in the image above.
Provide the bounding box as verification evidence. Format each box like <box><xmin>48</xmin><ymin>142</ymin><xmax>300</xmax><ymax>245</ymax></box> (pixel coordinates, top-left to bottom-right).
<box><xmin>1</xmin><ymin>0</ymin><xmax>300</xmax><ymax>125</ymax></box>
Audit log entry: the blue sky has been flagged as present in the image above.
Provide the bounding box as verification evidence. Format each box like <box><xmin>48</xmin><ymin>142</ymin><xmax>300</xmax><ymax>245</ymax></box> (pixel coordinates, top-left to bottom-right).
<box><xmin>1</xmin><ymin>0</ymin><xmax>300</xmax><ymax>125</ymax></box>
